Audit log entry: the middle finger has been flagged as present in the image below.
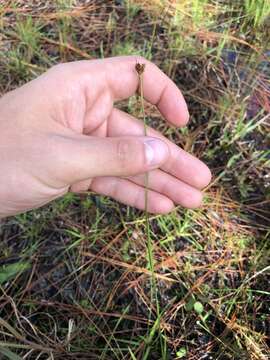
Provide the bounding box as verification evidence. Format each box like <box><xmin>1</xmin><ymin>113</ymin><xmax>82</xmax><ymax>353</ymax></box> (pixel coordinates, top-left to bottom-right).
<box><xmin>108</xmin><ymin>108</ymin><xmax>211</xmax><ymax>189</ymax></box>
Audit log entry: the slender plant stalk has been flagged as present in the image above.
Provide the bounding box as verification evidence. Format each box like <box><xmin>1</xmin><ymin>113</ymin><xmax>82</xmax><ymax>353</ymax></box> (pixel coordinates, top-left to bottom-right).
<box><xmin>135</xmin><ymin>63</ymin><xmax>153</xmax><ymax>271</ymax></box>
<box><xmin>135</xmin><ymin>63</ymin><xmax>159</xmax><ymax>331</ymax></box>
<box><xmin>136</xmin><ymin>68</ymin><xmax>149</xmax><ymax>235</ymax></box>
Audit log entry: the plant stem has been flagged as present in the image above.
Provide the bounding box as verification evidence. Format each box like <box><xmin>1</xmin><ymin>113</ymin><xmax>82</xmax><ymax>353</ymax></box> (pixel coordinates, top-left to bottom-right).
<box><xmin>136</xmin><ymin>63</ymin><xmax>159</xmax><ymax>325</ymax></box>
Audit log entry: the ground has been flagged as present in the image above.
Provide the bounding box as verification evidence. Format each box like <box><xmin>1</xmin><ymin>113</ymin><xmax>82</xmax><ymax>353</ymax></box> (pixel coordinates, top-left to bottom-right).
<box><xmin>0</xmin><ymin>1</ymin><xmax>269</xmax><ymax>359</ymax></box>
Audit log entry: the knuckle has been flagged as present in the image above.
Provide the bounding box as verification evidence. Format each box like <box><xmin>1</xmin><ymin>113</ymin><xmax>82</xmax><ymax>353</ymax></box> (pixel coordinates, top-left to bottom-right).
<box><xmin>159</xmin><ymin>177</ymin><xmax>169</xmax><ymax>194</ymax></box>
<box><xmin>116</xmin><ymin>139</ymin><xmax>132</xmax><ymax>168</ymax></box>
<box><xmin>116</xmin><ymin>138</ymin><xmax>145</xmax><ymax>173</ymax></box>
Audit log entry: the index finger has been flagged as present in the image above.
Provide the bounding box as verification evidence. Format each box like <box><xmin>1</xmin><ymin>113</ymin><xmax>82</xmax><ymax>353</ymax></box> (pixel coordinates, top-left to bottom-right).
<box><xmin>104</xmin><ymin>56</ymin><xmax>189</xmax><ymax>126</ymax></box>
<box><xmin>71</xmin><ymin>56</ymin><xmax>189</xmax><ymax>127</ymax></box>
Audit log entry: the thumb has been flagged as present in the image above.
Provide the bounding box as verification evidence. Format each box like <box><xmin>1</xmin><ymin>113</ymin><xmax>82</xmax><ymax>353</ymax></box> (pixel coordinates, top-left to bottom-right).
<box><xmin>58</xmin><ymin>135</ymin><xmax>170</xmax><ymax>184</ymax></box>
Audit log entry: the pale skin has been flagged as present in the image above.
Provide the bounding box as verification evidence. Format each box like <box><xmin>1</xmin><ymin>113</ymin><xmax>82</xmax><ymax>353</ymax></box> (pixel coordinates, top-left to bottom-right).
<box><xmin>0</xmin><ymin>56</ymin><xmax>211</xmax><ymax>218</ymax></box>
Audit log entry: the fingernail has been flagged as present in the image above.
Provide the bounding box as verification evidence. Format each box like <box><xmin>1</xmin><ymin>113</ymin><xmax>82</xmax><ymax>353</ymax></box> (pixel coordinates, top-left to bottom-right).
<box><xmin>144</xmin><ymin>138</ymin><xmax>169</xmax><ymax>166</ymax></box>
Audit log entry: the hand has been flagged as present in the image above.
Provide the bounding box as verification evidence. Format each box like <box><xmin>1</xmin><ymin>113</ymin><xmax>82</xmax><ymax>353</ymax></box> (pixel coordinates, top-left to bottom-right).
<box><xmin>0</xmin><ymin>56</ymin><xmax>211</xmax><ymax>218</ymax></box>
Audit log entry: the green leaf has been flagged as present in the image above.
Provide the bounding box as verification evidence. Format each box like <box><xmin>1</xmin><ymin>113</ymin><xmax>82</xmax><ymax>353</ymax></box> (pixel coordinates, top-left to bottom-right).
<box><xmin>193</xmin><ymin>301</ymin><xmax>204</xmax><ymax>315</ymax></box>
<box><xmin>176</xmin><ymin>347</ymin><xmax>187</xmax><ymax>358</ymax></box>
<box><xmin>0</xmin><ymin>262</ymin><xmax>30</xmax><ymax>285</ymax></box>
<box><xmin>0</xmin><ymin>347</ymin><xmax>22</xmax><ymax>360</ymax></box>
<box><xmin>128</xmin><ymin>347</ymin><xmax>137</xmax><ymax>360</ymax></box>
<box><xmin>0</xmin><ymin>318</ymin><xmax>24</xmax><ymax>340</ymax></box>
<box><xmin>185</xmin><ymin>297</ymin><xmax>195</xmax><ymax>312</ymax></box>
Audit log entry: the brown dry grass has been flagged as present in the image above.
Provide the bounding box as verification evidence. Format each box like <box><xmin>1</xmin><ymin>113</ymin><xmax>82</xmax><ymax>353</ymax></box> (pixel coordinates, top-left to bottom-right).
<box><xmin>0</xmin><ymin>1</ymin><xmax>269</xmax><ymax>359</ymax></box>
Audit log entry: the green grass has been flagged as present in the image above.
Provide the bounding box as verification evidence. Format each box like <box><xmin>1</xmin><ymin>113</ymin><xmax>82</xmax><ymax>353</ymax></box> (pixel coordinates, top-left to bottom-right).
<box><xmin>244</xmin><ymin>0</ymin><xmax>270</xmax><ymax>27</ymax></box>
<box><xmin>0</xmin><ymin>0</ymin><xmax>269</xmax><ymax>359</ymax></box>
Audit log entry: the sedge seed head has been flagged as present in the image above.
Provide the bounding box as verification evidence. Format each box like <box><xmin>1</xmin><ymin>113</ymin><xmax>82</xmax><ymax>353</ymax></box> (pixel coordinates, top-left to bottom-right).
<box><xmin>135</xmin><ymin>63</ymin><xmax>145</xmax><ymax>75</ymax></box>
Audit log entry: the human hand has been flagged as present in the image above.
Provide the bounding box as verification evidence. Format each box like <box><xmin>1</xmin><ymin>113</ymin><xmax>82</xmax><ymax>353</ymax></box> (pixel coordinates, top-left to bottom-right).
<box><xmin>0</xmin><ymin>56</ymin><xmax>211</xmax><ymax>218</ymax></box>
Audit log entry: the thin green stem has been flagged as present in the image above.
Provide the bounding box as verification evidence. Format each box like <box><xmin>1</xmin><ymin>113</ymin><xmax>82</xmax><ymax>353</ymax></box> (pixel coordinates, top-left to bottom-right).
<box><xmin>137</xmin><ymin>65</ymin><xmax>160</xmax><ymax>326</ymax></box>
<box><xmin>138</xmin><ymin>72</ymin><xmax>152</xmax><ymax>270</ymax></box>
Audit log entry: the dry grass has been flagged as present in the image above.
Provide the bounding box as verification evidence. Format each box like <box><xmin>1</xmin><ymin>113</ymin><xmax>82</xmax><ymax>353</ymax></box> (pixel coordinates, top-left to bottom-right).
<box><xmin>0</xmin><ymin>1</ymin><xmax>269</xmax><ymax>359</ymax></box>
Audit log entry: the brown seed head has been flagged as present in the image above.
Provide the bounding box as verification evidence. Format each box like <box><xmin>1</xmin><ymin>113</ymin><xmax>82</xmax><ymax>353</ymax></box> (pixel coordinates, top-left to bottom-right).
<box><xmin>135</xmin><ymin>63</ymin><xmax>145</xmax><ymax>75</ymax></box>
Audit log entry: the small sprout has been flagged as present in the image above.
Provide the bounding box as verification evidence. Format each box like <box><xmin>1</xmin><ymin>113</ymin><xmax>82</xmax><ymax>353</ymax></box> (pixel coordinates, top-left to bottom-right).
<box><xmin>176</xmin><ymin>347</ymin><xmax>187</xmax><ymax>358</ymax></box>
<box><xmin>194</xmin><ymin>301</ymin><xmax>204</xmax><ymax>315</ymax></box>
